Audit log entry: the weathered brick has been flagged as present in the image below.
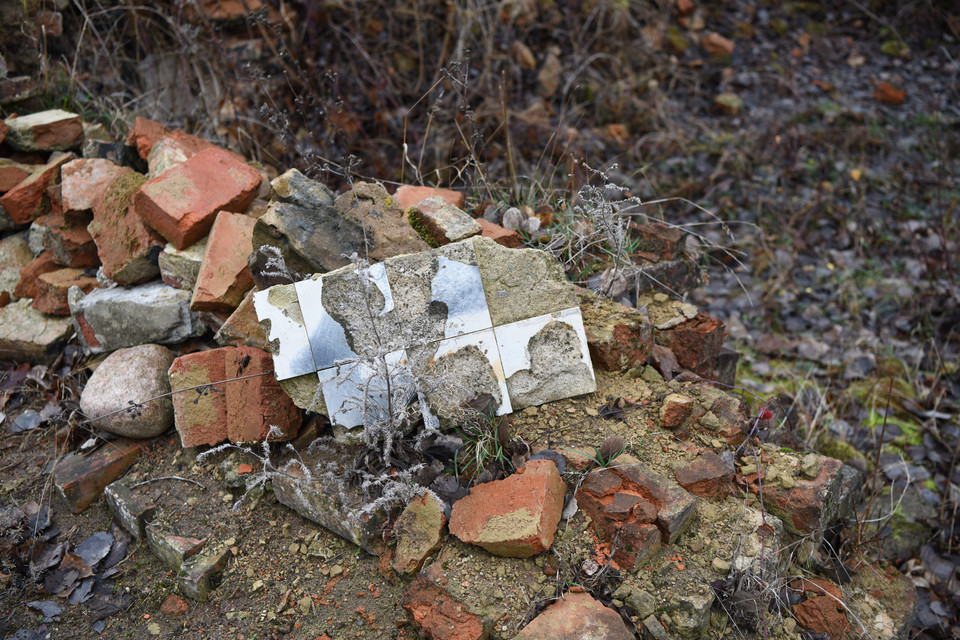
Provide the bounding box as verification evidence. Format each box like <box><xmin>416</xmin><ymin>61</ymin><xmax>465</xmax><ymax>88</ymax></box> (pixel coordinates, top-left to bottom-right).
<box><xmin>125</xmin><ymin>117</ymin><xmax>215</xmax><ymax>161</ymax></box>
<box><xmin>406</xmin><ymin>196</ymin><xmax>480</xmax><ymax>246</ymax></box>
<box><xmin>40</xmin><ymin>212</ymin><xmax>100</xmax><ymax>267</ymax></box>
<box><xmin>514</xmin><ymin>591</ymin><xmax>634</xmax><ymax>640</ymax></box>
<box><xmin>3</xmin><ymin>110</ymin><xmax>83</xmax><ymax>151</ymax></box>
<box><xmin>168</xmin><ymin>349</ymin><xmax>229</xmax><ymax>448</ymax></box>
<box><xmin>402</xmin><ymin>564</ymin><xmax>491</xmax><ymax>640</ymax></box>
<box><xmin>53</xmin><ymin>438</ymin><xmax>146</xmax><ymax>513</ymax></box>
<box><xmin>392</xmin><ymin>494</ymin><xmax>446</xmax><ymax>576</ymax></box>
<box><xmin>576</xmin><ymin>287</ymin><xmax>653</xmax><ymax>371</ymax></box>
<box><xmin>0</xmin><ymin>158</ymin><xmax>32</xmax><ymax>192</ymax></box>
<box><xmin>760</xmin><ymin>455</ymin><xmax>856</xmax><ymax>537</ymax></box>
<box><xmin>104</xmin><ymin>481</ymin><xmax>157</xmax><ymax>539</ymax></box>
<box><xmin>630</xmin><ymin>221</ymin><xmax>685</xmax><ymax>261</ymax></box>
<box><xmin>393</xmin><ymin>184</ymin><xmax>464</xmax><ymax>210</ymax></box>
<box><xmin>146</xmin><ymin>525</ymin><xmax>206</xmax><ymax>571</ymax></box>
<box><xmin>659</xmin><ymin>393</ymin><xmax>696</xmax><ymax>429</ymax></box>
<box><xmin>476</xmin><ymin>217</ymin><xmax>522</xmax><ymax>248</ymax></box>
<box><xmin>0</xmin><ymin>232</ymin><xmax>34</xmax><ymax>299</ymax></box>
<box><xmin>0</xmin><ymin>154</ymin><xmax>72</xmax><ymax>224</ymax></box>
<box><xmin>88</xmin><ymin>166</ymin><xmax>164</xmax><ymax>284</ymax></box>
<box><xmin>672</xmin><ymin>451</ymin><xmax>734</xmax><ymax>499</ymax></box>
<box><xmin>214</xmin><ymin>288</ymin><xmax>269</xmax><ymax>350</ymax></box>
<box><xmin>135</xmin><ymin>146</ymin><xmax>262</xmax><ymax>249</ymax></box>
<box><xmin>449</xmin><ymin>459</ymin><xmax>565</xmax><ymax>558</ymax></box>
<box><xmin>190</xmin><ymin>211</ymin><xmax>255</xmax><ymax>312</ymax></box>
<box><xmin>60</xmin><ymin>158</ymin><xmax>125</xmax><ymax>216</ymax></box>
<box><xmin>158</xmin><ymin>239</ymin><xmax>206</xmax><ymax>289</ymax></box>
<box><xmin>0</xmin><ymin>298</ymin><xmax>74</xmax><ymax>363</ymax></box>
<box><xmin>655</xmin><ymin>312</ymin><xmax>726</xmax><ymax>377</ymax></box>
<box><xmin>32</xmin><ymin>268</ymin><xmax>98</xmax><ymax>315</ymax></box>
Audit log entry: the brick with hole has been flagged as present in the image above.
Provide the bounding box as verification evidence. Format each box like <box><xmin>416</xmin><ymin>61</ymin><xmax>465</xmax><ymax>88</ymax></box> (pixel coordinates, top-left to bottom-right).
<box><xmin>135</xmin><ymin>147</ymin><xmax>262</xmax><ymax>249</ymax></box>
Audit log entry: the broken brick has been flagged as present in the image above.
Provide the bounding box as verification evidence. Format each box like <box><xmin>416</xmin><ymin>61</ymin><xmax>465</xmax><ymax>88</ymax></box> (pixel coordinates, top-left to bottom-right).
<box><xmin>178</xmin><ymin>548</ymin><xmax>231</xmax><ymax>602</ymax></box>
<box><xmin>60</xmin><ymin>158</ymin><xmax>125</xmax><ymax>216</ymax></box>
<box><xmin>672</xmin><ymin>451</ymin><xmax>734</xmax><ymax>499</ymax></box>
<box><xmin>0</xmin><ymin>158</ymin><xmax>32</xmax><ymax>192</ymax></box>
<box><xmin>125</xmin><ymin>117</ymin><xmax>216</xmax><ymax>161</ymax></box>
<box><xmin>214</xmin><ymin>288</ymin><xmax>269</xmax><ymax>350</ymax></box>
<box><xmin>15</xmin><ymin>252</ymin><xmax>59</xmax><ymax>300</ymax></box>
<box><xmin>146</xmin><ymin>525</ymin><xmax>206</xmax><ymax>571</ymax></box>
<box><xmin>135</xmin><ymin>146</ymin><xmax>262</xmax><ymax>249</ymax></box>
<box><xmin>0</xmin><ymin>154</ymin><xmax>73</xmax><ymax>224</ymax></box>
<box><xmin>392</xmin><ymin>494</ymin><xmax>446</xmax><ymax>576</ymax></box>
<box><xmin>190</xmin><ymin>211</ymin><xmax>255</xmax><ymax>312</ymax></box>
<box><xmin>393</xmin><ymin>184</ymin><xmax>464</xmax><ymax>210</ymax></box>
<box><xmin>514</xmin><ymin>590</ymin><xmax>634</xmax><ymax>640</ymax></box>
<box><xmin>476</xmin><ymin>217</ymin><xmax>522</xmax><ymax>248</ymax></box>
<box><xmin>104</xmin><ymin>481</ymin><xmax>157</xmax><ymax>539</ymax></box>
<box><xmin>402</xmin><ymin>565</ymin><xmax>491</xmax><ymax>640</ymax></box>
<box><xmin>53</xmin><ymin>438</ymin><xmax>146</xmax><ymax>513</ymax></box>
<box><xmin>40</xmin><ymin>212</ymin><xmax>100</xmax><ymax>268</ymax></box>
<box><xmin>406</xmin><ymin>196</ymin><xmax>480</xmax><ymax>246</ymax></box>
<box><xmin>32</xmin><ymin>268</ymin><xmax>99</xmax><ymax>315</ymax></box>
<box><xmin>158</xmin><ymin>239</ymin><xmax>206</xmax><ymax>290</ymax></box>
<box><xmin>659</xmin><ymin>393</ymin><xmax>695</xmax><ymax>429</ymax></box>
<box><xmin>88</xmin><ymin>166</ymin><xmax>164</xmax><ymax>284</ymax></box>
<box><xmin>790</xmin><ymin>577</ymin><xmax>850</xmax><ymax>640</ymax></box>
<box><xmin>3</xmin><ymin>110</ymin><xmax>83</xmax><ymax>151</ymax></box>
<box><xmin>760</xmin><ymin>455</ymin><xmax>855</xmax><ymax>537</ymax></box>
<box><xmin>576</xmin><ymin>287</ymin><xmax>653</xmax><ymax>371</ymax></box>
<box><xmin>168</xmin><ymin>348</ymin><xmax>229</xmax><ymax>448</ymax></box>
<box><xmin>449</xmin><ymin>459</ymin><xmax>566</xmax><ymax>557</ymax></box>
<box><xmin>655</xmin><ymin>312</ymin><xmax>726</xmax><ymax>377</ymax></box>
<box><xmin>630</xmin><ymin>221</ymin><xmax>686</xmax><ymax>261</ymax></box>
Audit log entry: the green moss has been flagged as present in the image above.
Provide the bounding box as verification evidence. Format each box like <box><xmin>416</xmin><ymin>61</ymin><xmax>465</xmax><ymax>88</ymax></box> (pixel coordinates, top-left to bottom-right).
<box><xmin>816</xmin><ymin>436</ymin><xmax>865</xmax><ymax>463</ymax></box>
<box><xmin>406</xmin><ymin>209</ymin><xmax>440</xmax><ymax>248</ymax></box>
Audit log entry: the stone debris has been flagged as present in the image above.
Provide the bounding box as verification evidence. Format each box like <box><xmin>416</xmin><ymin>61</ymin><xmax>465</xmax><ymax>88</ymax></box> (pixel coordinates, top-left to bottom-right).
<box><xmin>449</xmin><ymin>459</ymin><xmax>566</xmax><ymax>557</ymax></box>
<box><xmin>80</xmin><ymin>344</ymin><xmax>175</xmax><ymax>439</ymax></box>
<box><xmin>0</xmin><ymin>110</ymin><xmax>898</xmax><ymax>638</ymax></box>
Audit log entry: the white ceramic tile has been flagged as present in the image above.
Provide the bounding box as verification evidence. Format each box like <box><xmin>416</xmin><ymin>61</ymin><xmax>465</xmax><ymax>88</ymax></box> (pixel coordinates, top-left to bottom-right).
<box><xmin>252</xmin><ymin>289</ymin><xmax>317</xmax><ymax>380</ymax></box>
<box><xmin>318</xmin><ymin>350</ymin><xmax>413</xmax><ymax>429</ymax></box>
<box><xmin>431</xmin><ymin>255</ymin><xmax>492</xmax><ymax>338</ymax></box>
<box><xmin>295</xmin><ymin>277</ymin><xmax>358</xmax><ymax>370</ymax></box>
<box><xmin>494</xmin><ymin>307</ymin><xmax>594</xmax><ymax>381</ymax></box>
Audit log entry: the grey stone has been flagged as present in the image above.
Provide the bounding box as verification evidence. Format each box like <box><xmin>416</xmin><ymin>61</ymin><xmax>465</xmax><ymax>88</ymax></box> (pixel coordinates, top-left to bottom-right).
<box><xmin>0</xmin><ymin>298</ymin><xmax>74</xmax><ymax>363</ymax></box>
<box><xmin>0</xmin><ymin>231</ymin><xmax>33</xmax><ymax>298</ymax></box>
<box><xmin>501</xmin><ymin>206</ymin><xmax>524</xmax><ymax>231</ymax></box>
<box><xmin>392</xmin><ymin>494</ymin><xmax>446</xmax><ymax>575</ymax></box>
<box><xmin>28</xmin><ymin>218</ymin><xmax>48</xmax><ymax>256</ymax></box>
<box><xmin>612</xmin><ymin>583</ymin><xmax>657</xmax><ymax>619</ymax></box>
<box><xmin>668</xmin><ymin>592</ymin><xmax>714</xmax><ymax>638</ymax></box>
<box><xmin>103</xmin><ymin>482</ymin><xmax>156</xmax><ymax>539</ymax></box>
<box><xmin>178</xmin><ymin>547</ymin><xmax>231</xmax><ymax>602</ymax></box>
<box><xmin>79</xmin><ymin>344</ymin><xmax>175</xmax><ymax>438</ymax></box>
<box><xmin>68</xmin><ymin>281</ymin><xmax>205</xmax><ymax>354</ymax></box>
<box><xmin>158</xmin><ymin>239</ymin><xmax>206</xmax><ymax>290</ymax></box>
<box><xmin>269</xmin><ymin>168</ymin><xmax>334</xmax><ymax>209</ymax></box>
<box><xmin>406</xmin><ymin>196</ymin><xmax>481</xmax><ymax>246</ymax></box>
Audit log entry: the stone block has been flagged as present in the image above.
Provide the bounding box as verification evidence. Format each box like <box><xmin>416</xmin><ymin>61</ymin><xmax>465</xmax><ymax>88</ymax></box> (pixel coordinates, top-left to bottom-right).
<box><xmin>214</xmin><ymin>288</ymin><xmax>269</xmax><ymax>350</ymax></box>
<box><xmin>14</xmin><ymin>251</ymin><xmax>59</xmax><ymax>299</ymax></box>
<box><xmin>178</xmin><ymin>547</ymin><xmax>231</xmax><ymax>602</ymax></box>
<box><xmin>158</xmin><ymin>239</ymin><xmax>206</xmax><ymax>289</ymax></box>
<box><xmin>190</xmin><ymin>211</ymin><xmax>255</xmax><ymax>312</ymax></box>
<box><xmin>514</xmin><ymin>591</ymin><xmax>633</xmax><ymax>640</ymax></box>
<box><xmin>392</xmin><ymin>494</ymin><xmax>446</xmax><ymax>576</ymax></box>
<box><xmin>576</xmin><ymin>287</ymin><xmax>653</xmax><ymax>371</ymax></box>
<box><xmin>0</xmin><ymin>154</ymin><xmax>72</xmax><ymax>224</ymax></box>
<box><xmin>0</xmin><ymin>158</ymin><xmax>32</xmax><ymax>192</ymax></box>
<box><xmin>60</xmin><ymin>158</ymin><xmax>125</xmax><ymax>216</ymax></box>
<box><xmin>0</xmin><ymin>232</ymin><xmax>34</xmax><ymax>299</ymax></box>
<box><xmin>40</xmin><ymin>212</ymin><xmax>99</xmax><ymax>268</ymax></box>
<box><xmin>169</xmin><ymin>346</ymin><xmax>300</xmax><ymax>447</ymax></box>
<box><xmin>135</xmin><ymin>146</ymin><xmax>261</xmax><ymax>249</ymax></box>
<box><xmin>103</xmin><ymin>482</ymin><xmax>157</xmax><ymax>539</ymax></box>
<box><xmin>476</xmin><ymin>217</ymin><xmax>522</xmax><ymax>248</ymax></box>
<box><xmin>632</xmin><ymin>255</ymin><xmax>705</xmax><ymax>297</ymax></box>
<box><xmin>68</xmin><ymin>281</ymin><xmax>205</xmax><ymax>354</ymax></box>
<box><xmin>449</xmin><ymin>459</ymin><xmax>565</xmax><ymax>557</ymax></box>
<box><xmin>3</xmin><ymin>109</ymin><xmax>83</xmax><ymax>151</ymax></box>
<box><xmin>87</xmin><ymin>166</ymin><xmax>164</xmax><ymax>284</ymax></box>
<box><xmin>401</xmin><ymin>567</ymin><xmax>491</xmax><ymax>640</ymax></box>
<box><xmin>407</xmin><ymin>196</ymin><xmax>481</xmax><ymax>246</ymax></box>
<box><xmin>393</xmin><ymin>184</ymin><xmax>464</xmax><ymax>210</ymax></box>
<box><xmin>53</xmin><ymin>438</ymin><xmax>145</xmax><ymax>513</ymax></box>
<box><xmin>145</xmin><ymin>525</ymin><xmax>206</xmax><ymax>571</ymax></box>
<box><xmin>33</xmin><ymin>268</ymin><xmax>98</xmax><ymax>315</ymax></box>
<box><xmin>0</xmin><ymin>298</ymin><xmax>74</xmax><ymax>363</ymax></box>
<box><xmin>80</xmin><ymin>344</ymin><xmax>175</xmax><ymax>439</ymax></box>
<box><xmin>269</xmin><ymin>168</ymin><xmax>334</xmax><ymax>208</ymax></box>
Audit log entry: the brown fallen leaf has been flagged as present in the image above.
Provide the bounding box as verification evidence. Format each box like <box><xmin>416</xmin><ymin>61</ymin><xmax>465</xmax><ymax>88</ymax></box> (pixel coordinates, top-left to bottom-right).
<box><xmin>701</xmin><ymin>32</ymin><xmax>735</xmax><ymax>58</ymax></box>
<box><xmin>874</xmin><ymin>81</ymin><xmax>906</xmax><ymax>105</ymax></box>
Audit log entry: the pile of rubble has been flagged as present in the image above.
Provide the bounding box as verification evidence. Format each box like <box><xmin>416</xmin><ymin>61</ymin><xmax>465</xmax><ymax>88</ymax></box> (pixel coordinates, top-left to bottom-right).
<box><xmin>0</xmin><ymin>109</ymin><xmax>915</xmax><ymax>639</ymax></box>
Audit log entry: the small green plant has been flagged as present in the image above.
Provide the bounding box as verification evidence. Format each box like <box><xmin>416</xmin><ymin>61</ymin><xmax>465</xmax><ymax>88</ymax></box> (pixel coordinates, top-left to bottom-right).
<box><xmin>563</xmin><ymin>435</ymin><xmax>627</xmax><ymax>468</ymax></box>
<box><xmin>453</xmin><ymin>394</ymin><xmax>513</xmax><ymax>482</ymax></box>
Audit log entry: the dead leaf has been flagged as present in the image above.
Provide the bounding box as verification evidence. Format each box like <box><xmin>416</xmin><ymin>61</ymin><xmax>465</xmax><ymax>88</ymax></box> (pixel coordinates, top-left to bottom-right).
<box><xmin>511</xmin><ymin>41</ymin><xmax>536</xmax><ymax>70</ymax></box>
<box><xmin>874</xmin><ymin>81</ymin><xmax>905</xmax><ymax>105</ymax></box>
<box><xmin>701</xmin><ymin>32</ymin><xmax>735</xmax><ymax>58</ymax></box>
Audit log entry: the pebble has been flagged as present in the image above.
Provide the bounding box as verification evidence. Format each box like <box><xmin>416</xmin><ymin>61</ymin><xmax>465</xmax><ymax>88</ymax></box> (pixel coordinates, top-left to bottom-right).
<box><xmin>147</xmin><ymin>622</ymin><xmax>161</xmax><ymax>635</ymax></box>
<box><xmin>712</xmin><ymin>557</ymin><xmax>730</xmax><ymax>573</ymax></box>
<box><xmin>329</xmin><ymin>565</ymin><xmax>343</xmax><ymax>577</ymax></box>
<box><xmin>585</xmin><ymin>407</ymin><xmax>599</xmax><ymax>417</ymax></box>
<box><xmin>252</xmin><ymin>579</ymin><xmax>264</xmax><ymax>591</ymax></box>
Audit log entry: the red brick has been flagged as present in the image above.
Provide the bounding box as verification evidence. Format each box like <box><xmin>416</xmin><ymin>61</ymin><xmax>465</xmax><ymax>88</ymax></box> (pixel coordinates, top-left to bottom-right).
<box><xmin>169</xmin><ymin>349</ymin><xmax>229</xmax><ymax>448</ymax></box>
<box><xmin>0</xmin><ymin>154</ymin><xmax>72</xmax><ymax>224</ymax></box>
<box><xmin>514</xmin><ymin>591</ymin><xmax>634</xmax><ymax>640</ymax></box>
<box><xmin>402</xmin><ymin>567</ymin><xmax>490</xmax><ymax>640</ymax></box>
<box><xmin>190</xmin><ymin>211</ymin><xmax>255</xmax><ymax>312</ymax></box>
<box><xmin>54</xmin><ymin>438</ymin><xmax>146</xmax><ymax>513</ymax></box>
<box><xmin>135</xmin><ymin>147</ymin><xmax>262</xmax><ymax>249</ymax></box>
<box><xmin>40</xmin><ymin>212</ymin><xmax>100</xmax><ymax>267</ymax></box>
<box><xmin>630</xmin><ymin>221</ymin><xmax>685</xmax><ymax>261</ymax></box>
<box><xmin>88</xmin><ymin>167</ymin><xmax>164</xmax><ymax>285</ymax></box>
<box><xmin>449</xmin><ymin>459</ymin><xmax>565</xmax><ymax>557</ymax></box>
<box><xmin>15</xmin><ymin>252</ymin><xmax>60</xmax><ymax>299</ymax></box>
<box><xmin>60</xmin><ymin>158</ymin><xmax>125</xmax><ymax>216</ymax></box>
<box><xmin>32</xmin><ymin>268</ymin><xmax>98</xmax><ymax>315</ymax></box>
<box><xmin>790</xmin><ymin>578</ymin><xmax>849</xmax><ymax>640</ymax></box>
<box><xmin>125</xmin><ymin>117</ymin><xmax>215</xmax><ymax>161</ymax></box>
<box><xmin>225</xmin><ymin>346</ymin><xmax>300</xmax><ymax>443</ymax></box>
<box><xmin>160</xmin><ymin>594</ymin><xmax>189</xmax><ymax>617</ymax></box>
<box><xmin>659</xmin><ymin>393</ymin><xmax>695</xmax><ymax>429</ymax></box>
<box><xmin>393</xmin><ymin>184</ymin><xmax>464</xmax><ymax>210</ymax></box>
<box><xmin>576</xmin><ymin>287</ymin><xmax>653</xmax><ymax>371</ymax></box>
<box><xmin>673</xmin><ymin>452</ymin><xmax>734</xmax><ymax>499</ymax></box>
<box><xmin>655</xmin><ymin>312</ymin><xmax>725</xmax><ymax>376</ymax></box>
<box><xmin>169</xmin><ymin>346</ymin><xmax>300</xmax><ymax>447</ymax></box>
<box><xmin>476</xmin><ymin>218</ymin><xmax>522</xmax><ymax>248</ymax></box>
<box><xmin>0</xmin><ymin>159</ymin><xmax>31</xmax><ymax>192</ymax></box>
<box><xmin>577</xmin><ymin>454</ymin><xmax>697</xmax><ymax>570</ymax></box>
<box><xmin>760</xmin><ymin>456</ymin><xmax>849</xmax><ymax>536</ymax></box>
<box><xmin>4</xmin><ymin>110</ymin><xmax>82</xmax><ymax>151</ymax></box>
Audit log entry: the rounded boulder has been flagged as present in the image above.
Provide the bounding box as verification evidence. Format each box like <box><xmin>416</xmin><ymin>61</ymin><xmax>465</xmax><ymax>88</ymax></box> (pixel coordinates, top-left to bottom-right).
<box><xmin>80</xmin><ymin>344</ymin><xmax>175</xmax><ymax>438</ymax></box>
